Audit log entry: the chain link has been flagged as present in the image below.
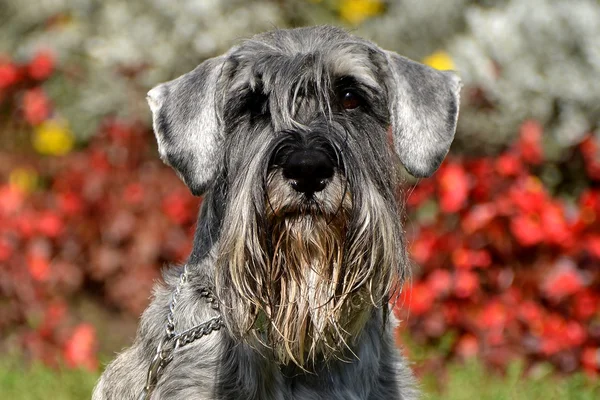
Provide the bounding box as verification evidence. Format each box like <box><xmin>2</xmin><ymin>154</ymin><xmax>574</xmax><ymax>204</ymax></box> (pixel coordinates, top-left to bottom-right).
<box><xmin>165</xmin><ymin>264</ymin><xmax>190</xmax><ymax>338</ymax></box>
<box><xmin>138</xmin><ymin>266</ymin><xmax>222</xmax><ymax>400</ymax></box>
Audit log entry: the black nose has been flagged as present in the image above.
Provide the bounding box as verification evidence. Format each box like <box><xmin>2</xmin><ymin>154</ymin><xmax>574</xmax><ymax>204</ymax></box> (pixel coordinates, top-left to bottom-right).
<box><xmin>282</xmin><ymin>150</ymin><xmax>334</xmax><ymax>194</ymax></box>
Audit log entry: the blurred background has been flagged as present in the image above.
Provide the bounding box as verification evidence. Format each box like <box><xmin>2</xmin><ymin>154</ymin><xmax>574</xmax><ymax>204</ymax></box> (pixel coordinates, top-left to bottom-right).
<box><xmin>1</xmin><ymin>0</ymin><xmax>599</xmax><ymax>398</ymax></box>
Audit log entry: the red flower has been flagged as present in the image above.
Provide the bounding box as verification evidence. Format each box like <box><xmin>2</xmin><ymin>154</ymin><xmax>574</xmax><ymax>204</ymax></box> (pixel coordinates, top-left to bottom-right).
<box><xmin>442</xmin><ymin>302</ymin><xmax>460</xmax><ymax>325</ymax></box>
<box><xmin>17</xmin><ymin>211</ymin><xmax>37</xmax><ymax>238</ymax></box>
<box><xmin>580</xmin><ymin>189</ymin><xmax>600</xmax><ymax>213</ymax></box>
<box><xmin>0</xmin><ymin>237</ymin><xmax>14</xmax><ymax>262</ymax></box>
<box><xmin>582</xmin><ymin>347</ymin><xmax>599</xmax><ymax>371</ymax></box>
<box><xmin>426</xmin><ymin>269</ymin><xmax>452</xmax><ymax>298</ymax></box>
<box><xmin>454</xmin><ymin>270</ymin><xmax>479</xmax><ymax>299</ymax></box>
<box><xmin>437</xmin><ymin>162</ymin><xmax>469</xmax><ymax>213</ymax></box>
<box><xmin>37</xmin><ymin>211</ymin><xmax>64</xmax><ymax>238</ymax></box>
<box><xmin>28</xmin><ymin>50</ymin><xmax>55</xmax><ymax>81</ymax></box>
<box><xmin>405</xmin><ymin>179</ymin><xmax>435</xmax><ymax>207</ymax></box>
<box><xmin>564</xmin><ymin>320</ymin><xmax>587</xmax><ymax>347</ymax></box>
<box><xmin>509</xmin><ymin>176</ymin><xmax>548</xmax><ymax>214</ymax></box>
<box><xmin>540</xmin><ymin>337</ymin><xmax>561</xmax><ymax>356</ymax></box>
<box><xmin>510</xmin><ymin>214</ymin><xmax>544</xmax><ymax>247</ymax></box>
<box><xmin>585</xmin><ymin>235</ymin><xmax>600</xmax><ymax>259</ymax></box>
<box><xmin>456</xmin><ymin>334</ymin><xmax>479</xmax><ymax>358</ymax></box>
<box><xmin>479</xmin><ymin>301</ymin><xmax>509</xmax><ymax>329</ymax></box>
<box><xmin>410</xmin><ymin>228</ymin><xmax>437</xmax><ymax>265</ymax></box>
<box><xmin>495</xmin><ymin>152</ymin><xmax>522</xmax><ymax>177</ymax></box>
<box><xmin>468</xmin><ymin>158</ymin><xmax>495</xmax><ymax>201</ymax></box>
<box><xmin>541</xmin><ymin>314</ymin><xmax>568</xmax><ymax>355</ymax></box>
<box><xmin>541</xmin><ymin>202</ymin><xmax>573</xmax><ymax>246</ymax></box>
<box><xmin>162</xmin><ymin>191</ymin><xmax>193</xmax><ymax>225</ymax></box>
<box><xmin>57</xmin><ymin>191</ymin><xmax>83</xmax><ymax>216</ymax></box>
<box><xmin>461</xmin><ymin>203</ymin><xmax>496</xmax><ymax>233</ymax></box>
<box><xmin>0</xmin><ymin>60</ymin><xmax>19</xmax><ymax>89</ymax></box>
<box><xmin>518</xmin><ymin>301</ymin><xmax>544</xmax><ymax>333</ymax></box>
<box><xmin>0</xmin><ymin>185</ymin><xmax>25</xmax><ymax>215</ymax></box>
<box><xmin>580</xmin><ymin>136</ymin><xmax>600</xmax><ymax>180</ymax></box>
<box><xmin>400</xmin><ymin>282</ymin><xmax>435</xmax><ymax>316</ymax></box>
<box><xmin>541</xmin><ymin>259</ymin><xmax>585</xmax><ymax>301</ymax></box>
<box><xmin>542</xmin><ymin>203</ymin><xmax>573</xmax><ymax>248</ymax></box>
<box><xmin>22</xmin><ymin>88</ymin><xmax>51</xmax><ymax>125</ymax></box>
<box><xmin>452</xmin><ymin>248</ymin><xmax>491</xmax><ymax>269</ymax></box>
<box><xmin>39</xmin><ymin>302</ymin><xmax>67</xmax><ymax>336</ymax></box>
<box><xmin>63</xmin><ymin>323</ymin><xmax>98</xmax><ymax>371</ymax></box>
<box><xmin>27</xmin><ymin>253</ymin><xmax>50</xmax><ymax>281</ymax></box>
<box><xmin>124</xmin><ymin>182</ymin><xmax>144</xmax><ymax>205</ymax></box>
<box><xmin>517</xmin><ymin>120</ymin><xmax>544</xmax><ymax>164</ymax></box>
<box><xmin>578</xmin><ymin>189</ymin><xmax>599</xmax><ymax>226</ymax></box>
<box><xmin>572</xmin><ymin>290</ymin><xmax>598</xmax><ymax>320</ymax></box>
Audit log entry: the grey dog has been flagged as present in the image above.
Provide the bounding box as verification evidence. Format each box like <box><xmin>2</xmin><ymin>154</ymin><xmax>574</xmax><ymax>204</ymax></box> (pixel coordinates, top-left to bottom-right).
<box><xmin>93</xmin><ymin>26</ymin><xmax>461</xmax><ymax>400</ymax></box>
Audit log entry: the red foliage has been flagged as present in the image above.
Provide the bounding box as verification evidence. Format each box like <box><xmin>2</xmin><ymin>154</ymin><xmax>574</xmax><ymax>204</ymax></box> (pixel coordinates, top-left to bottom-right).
<box><xmin>0</xmin><ymin>55</ymin><xmax>200</xmax><ymax>369</ymax></box>
<box><xmin>0</xmin><ymin>120</ymin><xmax>200</xmax><ymax>368</ymax></box>
<box><xmin>1</xmin><ymin>53</ymin><xmax>599</xmax><ymax>376</ymax></box>
<box><xmin>398</xmin><ymin>122</ymin><xmax>600</xmax><ymax>374</ymax></box>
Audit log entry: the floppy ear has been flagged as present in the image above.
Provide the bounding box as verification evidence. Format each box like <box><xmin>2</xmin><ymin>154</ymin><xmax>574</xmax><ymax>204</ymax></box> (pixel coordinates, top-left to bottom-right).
<box><xmin>385</xmin><ymin>51</ymin><xmax>462</xmax><ymax>178</ymax></box>
<box><xmin>147</xmin><ymin>55</ymin><xmax>227</xmax><ymax>195</ymax></box>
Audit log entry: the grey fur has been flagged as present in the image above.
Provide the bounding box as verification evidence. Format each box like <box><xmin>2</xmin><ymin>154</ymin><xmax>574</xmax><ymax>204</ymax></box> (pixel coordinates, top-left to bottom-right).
<box><xmin>94</xmin><ymin>26</ymin><xmax>460</xmax><ymax>400</ymax></box>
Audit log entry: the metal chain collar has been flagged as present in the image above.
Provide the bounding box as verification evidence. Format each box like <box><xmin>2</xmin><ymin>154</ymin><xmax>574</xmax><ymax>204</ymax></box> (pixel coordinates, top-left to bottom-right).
<box><xmin>137</xmin><ymin>265</ymin><xmax>224</xmax><ymax>400</ymax></box>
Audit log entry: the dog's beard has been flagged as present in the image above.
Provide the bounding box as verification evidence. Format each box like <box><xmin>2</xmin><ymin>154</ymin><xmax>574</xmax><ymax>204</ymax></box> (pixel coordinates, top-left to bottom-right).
<box><xmin>259</xmin><ymin>172</ymin><xmax>372</xmax><ymax>366</ymax></box>
<box><xmin>216</xmin><ymin>169</ymin><xmax>403</xmax><ymax>368</ymax></box>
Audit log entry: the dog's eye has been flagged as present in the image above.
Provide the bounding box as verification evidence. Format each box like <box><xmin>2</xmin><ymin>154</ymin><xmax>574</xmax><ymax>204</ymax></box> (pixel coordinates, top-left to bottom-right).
<box><xmin>340</xmin><ymin>91</ymin><xmax>361</xmax><ymax>110</ymax></box>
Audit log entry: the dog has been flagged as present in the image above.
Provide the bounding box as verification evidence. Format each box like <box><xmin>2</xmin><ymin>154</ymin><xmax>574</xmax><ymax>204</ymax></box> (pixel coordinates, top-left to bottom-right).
<box><xmin>92</xmin><ymin>26</ymin><xmax>461</xmax><ymax>400</ymax></box>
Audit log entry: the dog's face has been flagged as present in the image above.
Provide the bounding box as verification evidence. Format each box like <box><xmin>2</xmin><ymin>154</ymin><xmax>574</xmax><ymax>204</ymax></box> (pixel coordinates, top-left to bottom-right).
<box><xmin>147</xmin><ymin>26</ymin><xmax>461</xmax><ymax>367</ymax></box>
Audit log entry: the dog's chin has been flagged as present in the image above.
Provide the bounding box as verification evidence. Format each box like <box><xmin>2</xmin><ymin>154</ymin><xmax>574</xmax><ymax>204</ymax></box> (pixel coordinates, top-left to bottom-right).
<box><xmin>271</xmin><ymin>198</ymin><xmax>335</xmax><ymax>221</ymax></box>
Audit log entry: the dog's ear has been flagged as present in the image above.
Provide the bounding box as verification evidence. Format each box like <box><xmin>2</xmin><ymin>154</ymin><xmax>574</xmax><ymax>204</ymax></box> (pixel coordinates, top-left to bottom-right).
<box><xmin>147</xmin><ymin>55</ymin><xmax>226</xmax><ymax>195</ymax></box>
<box><xmin>385</xmin><ymin>51</ymin><xmax>461</xmax><ymax>178</ymax></box>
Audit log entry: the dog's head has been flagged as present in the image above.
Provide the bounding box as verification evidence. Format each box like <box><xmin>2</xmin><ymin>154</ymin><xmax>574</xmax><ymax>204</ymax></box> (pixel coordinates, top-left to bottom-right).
<box><xmin>148</xmin><ymin>26</ymin><xmax>461</xmax><ymax>367</ymax></box>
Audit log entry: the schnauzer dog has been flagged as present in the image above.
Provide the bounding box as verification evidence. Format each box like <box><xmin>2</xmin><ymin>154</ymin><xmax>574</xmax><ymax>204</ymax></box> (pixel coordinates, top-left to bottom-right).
<box><xmin>93</xmin><ymin>26</ymin><xmax>461</xmax><ymax>400</ymax></box>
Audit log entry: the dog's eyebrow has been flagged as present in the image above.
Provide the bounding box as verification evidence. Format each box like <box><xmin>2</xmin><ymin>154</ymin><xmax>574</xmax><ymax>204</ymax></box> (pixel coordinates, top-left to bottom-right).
<box><xmin>329</xmin><ymin>50</ymin><xmax>380</xmax><ymax>89</ymax></box>
<box><xmin>333</xmin><ymin>72</ymin><xmax>381</xmax><ymax>93</ymax></box>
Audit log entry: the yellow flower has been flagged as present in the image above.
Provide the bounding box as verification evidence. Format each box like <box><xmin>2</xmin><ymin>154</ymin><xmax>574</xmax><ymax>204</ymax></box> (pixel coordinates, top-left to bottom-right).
<box><xmin>423</xmin><ymin>51</ymin><xmax>455</xmax><ymax>71</ymax></box>
<box><xmin>9</xmin><ymin>167</ymin><xmax>39</xmax><ymax>193</ymax></box>
<box><xmin>32</xmin><ymin>119</ymin><xmax>74</xmax><ymax>156</ymax></box>
<box><xmin>338</xmin><ymin>0</ymin><xmax>384</xmax><ymax>25</ymax></box>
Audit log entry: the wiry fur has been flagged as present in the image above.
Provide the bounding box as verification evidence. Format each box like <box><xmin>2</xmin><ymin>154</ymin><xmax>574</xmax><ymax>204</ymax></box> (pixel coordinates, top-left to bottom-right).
<box><xmin>94</xmin><ymin>26</ymin><xmax>461</xmax><ymax>400</ymax></box>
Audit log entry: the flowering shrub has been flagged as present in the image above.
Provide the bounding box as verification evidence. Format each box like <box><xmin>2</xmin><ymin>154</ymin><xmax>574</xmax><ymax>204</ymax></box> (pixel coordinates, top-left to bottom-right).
<box><xmin>0</xmin><ymin>54</ymin><xmax>199</xmax><ymax>370</ymax></box>
<box><xmin>1</xmin><ymin>29</ymin><xmax>599</xmax><ymax>378</ymax></box>
<box><xmin>398</xmin><ymin>121</ymin><xmax>600</xmax><ymax>375</ymax></box>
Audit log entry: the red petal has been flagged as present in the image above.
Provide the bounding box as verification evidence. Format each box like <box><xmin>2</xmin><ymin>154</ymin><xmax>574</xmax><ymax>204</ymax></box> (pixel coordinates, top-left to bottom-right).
<box><xmin>438</xmin><ymin>162</ymin><xmax>469</xmax><ymax>213</ymax></box>
<box><xmin>63</xmin><ymin>324</ymin><xmax>98</xmax><ymax>371</ymax></box>
<box><xmin>28</xmin><ymin>50</ymin><xmax>55</xmax><ymax>80</ymax></box>
<box><xmin>22</xmin><ymin>88</ymin><xmax>51</xmax><ymax>125</ymax></box>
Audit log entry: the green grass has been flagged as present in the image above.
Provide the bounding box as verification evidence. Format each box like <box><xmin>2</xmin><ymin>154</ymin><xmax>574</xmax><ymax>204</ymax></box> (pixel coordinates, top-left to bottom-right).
<box><xmin>0</xmin><ymin>358</ymin><xmax>99</xmax><ymax>400</ymax></box>
<box><xmin>1</xmin><ymin>357</ymin><xmax>598</xmax><ymax>399</ymax></box>
<box><xmin>421</xmin><ymin>360</ymin><xmax>599</xmax><ymax>400</ymax></box>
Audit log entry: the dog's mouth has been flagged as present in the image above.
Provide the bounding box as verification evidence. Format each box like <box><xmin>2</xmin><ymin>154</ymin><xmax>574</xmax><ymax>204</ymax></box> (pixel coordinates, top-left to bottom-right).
<box><xmin>268</xmin><ymin>196</ymin><xmax>328</xmax><ymax>219</ymax></box>
<box><xmin>265</xmin><ymin>169</ymin><xmax>351</xmax><ymax>221</ymax></box>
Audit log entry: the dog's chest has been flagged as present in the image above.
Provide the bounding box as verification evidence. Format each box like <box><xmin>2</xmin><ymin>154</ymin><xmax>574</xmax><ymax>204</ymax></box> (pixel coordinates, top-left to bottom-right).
<box><xmin>150</xmin><ymin>322</ymin><xmax>404</xmax><ymax>400</ymax></box>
